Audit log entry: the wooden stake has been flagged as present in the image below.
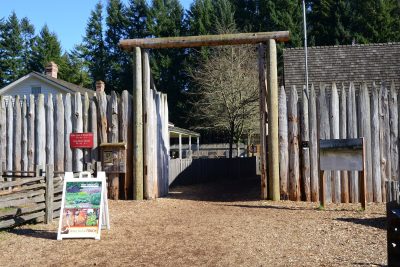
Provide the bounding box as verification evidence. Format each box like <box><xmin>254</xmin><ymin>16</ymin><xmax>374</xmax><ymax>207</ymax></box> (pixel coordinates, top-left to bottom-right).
<box><xmin>108</xmin><ymin>91</ymin><xmax>119</xmax><ymax>200</ymax></box>
<box><xmin>45</xmin><ymin>94</ymin><xmax>54</xmax><ymax>167</ymax></box>
<box><xmin>288</xmin><ymin>85</ymin><xmax>300</xmax><ymax>201</ymax></box>
<box><xmin>142</xmin><ymin>49</ymin><xmax>151</xmax><ymax>199</ymax></box>
<box><xmin>73</xmin><ymin>92</ymin><xmax>83</xmax><ymax>172</ymax></box>
<box><xmin>300</xmin><ymin>85</ymin><xmax>311</xmax><ymax>201</ymax></box>
<box><xmin>27</xmin><ymin>95</ymin><xmax>35</xmax><ymax>172</ymax></box>
<box><xmin>21</xmin><ymin>97</ymin><xmax>28</xmax><ymax>175</ymax></box>
<box><xmin>35</xmin><ymin>94</ymin><xmax>46</xmax><ymax>168</ymax></box>
<box><xmin>330</xmin><ymin>83</ymin><xmax>340</xmax><ymax>203</ymax></box>
<box><xmin>133</xmin><ymin>47</ymin><xmax>144</xmax><ymax>200</ymax></box>
<box><xmin>64</xmin><ymin>94</ymin><xmax>72</xmax><ymax>172</ymax></box>
<box><xmin>371</xmin><ymin>82</ymin><xmax>381</xmax><ymax>202</ymax></box>
<box><xmin>54</xmin><ymin>94</ymin><xmax>64</xmax><ymax>173</ymax></box>
<box><xmin>13</xmin><ymin>95</ymin><xmax>21</xmax><ymax>174</ymax></box>
<box><xmin>278</xmin><ymin>86</ymin><xmax>288</xmax><ymax>199</ymax></box>
<box><xmin>339</xmin><ymin>84</ymin><xmax>349</xmax><ymax>203</ymax></box>
<box><xmin>257</xmin><ymin>43</ymin><xmax>268</xmax><ymax>200</ymax></box>
<box><xmin>309</xmin><ymin>84</ymin><xmax>319</xmax><ymax>202</ymax></box>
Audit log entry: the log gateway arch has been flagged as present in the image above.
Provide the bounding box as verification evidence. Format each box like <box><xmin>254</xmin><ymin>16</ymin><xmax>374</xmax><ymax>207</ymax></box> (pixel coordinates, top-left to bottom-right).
<box><xmin>119</xmin><ymin>31</ymin><xmax>290</xmax><ymax>201</ymax></box>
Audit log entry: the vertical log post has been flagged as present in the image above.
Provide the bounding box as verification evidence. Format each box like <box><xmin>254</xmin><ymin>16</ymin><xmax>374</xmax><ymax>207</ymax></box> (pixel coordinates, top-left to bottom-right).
<box><xmin>278</xmin><ymin>86</ymin><xmax>288</xmax><ymax>199</ymax></box>
<box><xmin>358</xmin><ymin>83</ymin><xmax>373</xmax><ymax>203</ymax></box>
<box><xmin>120</xmin><ymin>91</ymin><xmax>131</xmax><ymax>199</ymax></box>
<box><xmin>133</xmin><ymin>47</ymin><xmax>143</xmax><ymax>200</ymax></box>
<box><xmin>28</xmin><ymin>95</ymin><xmax>35</xmax><ymax>172</ymax></box>
<box><xmin>6</xmin><ymin>97</ymin><xmax>13</xmax><ymax>175</ymax></box>
<box><xmin>45</xmin><ymin>94</ymin><xmax>54</xmax><ymax>167</ymax></box>
<box><xmin>288</xmin><ymin>85</ymin><xmax>300</xmax><ymax>201</ymax></box>
<box><xmin>389</xmin><ymin>81</ymin><xmax>398</xmax><ymax>196</ymax></box>
<box><xmin>90</xmin><ymin>99</ymin><xmax>98</xmax><ymax>164</ymax></box>
<box><xmin>330</xmin><ymin>83</ymin><xmax>340</xmax><ymax>203</ymax></box>
<box><xmin>13</xmin><ymin>95</ymin><xmax>22</xmax><ymax>175</ymax></box>
<box><xmin>108</xmin><ymin>91</ymin><xmax>119</xmax><ymax>200</ymax></box>
<box><xmin>83</xmin><ymin>93</ymin><xmax>90</xmax><ymax>166</ymax></box>
<box><xmin>73</xmin><ymin>92</ymin><xmax>83</xmax><ymax>172</ymax></box>
<box><xmin>318</xmin><ymin>84</ymin><xmax>331</xmax><ymax>203</ymax></box>
<box><xmin>347</xmin><ymin>82</ymin><xmax>358</xmax><ymax>202</ymax></box>
<box><xmin>309</xmin><ymin>84</ymin><xmax>319</xmax><ymax>202</ymax></box>
<box><xmin>257</xmin><ymin>43</ymin><xmax>268</xmax><ymax>200</ymax></box>
<box><xmin>380</xmin><ymin>83</ymin><xmax>390</xmax><ymax>202</ymax></box>
<box><xmin>164</xmin><ymin>94</ymin><xmax>169</xmax><ymax>196</ymax></box>
<box><xmin>21</xmin><ymin>97</ymin><xmax>28</xmax><ymax>175</ymax></box>
<box><xmin>371</xmin><ymin>82</ymin><xmax>381</xmax><ymax>202</ymax></box>
<box><xmin>266</xmin><ymin>39</ymin><xmax>280</xmax><ymax>201</ymax></box>
<box><xmin>35</xmin><ymin>94</ymin><xmax>46</xmax><ymax>169</ymax></box>
<box><xmin>301</xmin><ymin>85</ymin><xmax>311</xmax><ymax>201</ymax></box>
<box><xmin>339</xmin><ymin>84</ymin><xmax>349</xmax><ymax>203</ymax></box>
<box><xmin>54</xmin><ymin>94</ymin><xmax>65</xmax><ymax>173</ymax></box>
<box><xmin>45</xmin><ymin>164</ymin><xmax>54</xmax><ymax>224</ymax></box>
<box><xmin>64</xmin><ymin>94</ymin><xmax>73</xmax><ymax>172</ymax></box>
<box><xmin>0</xmin><ymin>97</ymin><xmax>6</xmax><ymax>172</ymax></box>
<box><xmin>142</xmin><ymin>50</ymin><xmax>151</xmax><ymax>199</ymax></box>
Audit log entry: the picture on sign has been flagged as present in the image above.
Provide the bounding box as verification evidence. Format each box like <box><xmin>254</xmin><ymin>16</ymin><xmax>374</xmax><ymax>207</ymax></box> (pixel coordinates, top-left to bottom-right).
<box><xmin>70</xmin><ymin>133</ymin><xmax>94</xmax><ymax>149</ymax></box>
<box><xmin>57</xmin><ymin>178</ymin><xmax>104</xmax><ymax>240</ymax></box>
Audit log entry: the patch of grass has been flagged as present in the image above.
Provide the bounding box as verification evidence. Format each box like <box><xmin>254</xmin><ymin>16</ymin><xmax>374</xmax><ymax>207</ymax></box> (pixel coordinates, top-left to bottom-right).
<box><xmin>317</xmin><ymin>204</ymin><xmax>325</xmax><ymax>211</ymax></box>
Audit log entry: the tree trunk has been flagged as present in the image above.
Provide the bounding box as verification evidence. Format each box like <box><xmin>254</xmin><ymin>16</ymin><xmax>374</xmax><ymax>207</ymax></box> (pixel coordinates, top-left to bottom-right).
<box><xmin>229</xmin><ymin>122</ymin><xmax>234</xmax><ymax>158</ymax></box>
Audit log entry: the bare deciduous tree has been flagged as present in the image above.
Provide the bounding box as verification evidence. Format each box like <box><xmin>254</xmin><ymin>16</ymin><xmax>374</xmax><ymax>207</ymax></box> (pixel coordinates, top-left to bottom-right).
<box><xmin>190</xmin><ymin>45</ymin><xmax>259</xmax><ymax>158</ymax></box>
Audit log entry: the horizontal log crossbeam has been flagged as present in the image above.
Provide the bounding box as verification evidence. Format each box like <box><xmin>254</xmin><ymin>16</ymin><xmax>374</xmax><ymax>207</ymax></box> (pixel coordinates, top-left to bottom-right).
<box><xmin>119</xmin><ymin>31</ymin><xmax>290</xmax><ymax>50</ymax></box>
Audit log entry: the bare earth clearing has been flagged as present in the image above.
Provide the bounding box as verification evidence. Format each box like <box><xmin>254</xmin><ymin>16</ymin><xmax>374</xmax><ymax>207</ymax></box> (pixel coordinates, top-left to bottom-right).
<box><xmin>0</xmin><ymin>179</ymin><xmax>386</xmax><ymax>267</ymax></box>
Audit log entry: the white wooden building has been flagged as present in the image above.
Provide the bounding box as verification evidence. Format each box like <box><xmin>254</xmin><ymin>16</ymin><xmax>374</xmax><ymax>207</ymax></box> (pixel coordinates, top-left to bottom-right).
<box><xmin>0</xmin><ymin>62</ymin><xmax>95</xmax><ymax>100</ymax></box>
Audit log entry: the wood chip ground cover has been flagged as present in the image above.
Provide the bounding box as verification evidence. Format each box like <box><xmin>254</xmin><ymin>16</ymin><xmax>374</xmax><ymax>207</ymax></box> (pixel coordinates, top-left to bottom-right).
<box><xmin>0</xmin><ymin>179</ymin><xmax>386</xmax><ymax>266</ymax></box>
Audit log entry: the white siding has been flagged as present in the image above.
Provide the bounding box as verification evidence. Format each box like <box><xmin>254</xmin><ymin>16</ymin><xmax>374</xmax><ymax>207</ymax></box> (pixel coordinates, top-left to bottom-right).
<box><xmin>1</xmin><ymin>76</ymin><xmax>70</xmax><ymax>101</ymax></box>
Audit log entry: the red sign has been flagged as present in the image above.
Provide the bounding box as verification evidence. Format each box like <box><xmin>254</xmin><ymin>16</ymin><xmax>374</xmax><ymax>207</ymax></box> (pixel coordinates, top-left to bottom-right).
<box><xmin>70</xmin><ymin>133</ymin><xmax>94</xmax><ymax>149</ymax></box>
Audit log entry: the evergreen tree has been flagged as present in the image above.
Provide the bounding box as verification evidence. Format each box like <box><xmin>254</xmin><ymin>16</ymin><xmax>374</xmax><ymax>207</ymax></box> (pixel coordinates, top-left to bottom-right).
<box><xmin>350</xmin><ymin>0</ymin><xmax>400</xmax><ymax>43</ymax></box>
<box><xmin>59</xmin><ymin>49</ymin><xmax>92</xmax><ymax>88</ymax></box>
<box><xmin>0</xmin><ymin>12</ymin><xmax>24</xmax><ymax>85</ymax></box>
<box><xmin>148</xmin><ymin>0</ymin><xmax>187</xmax><ymax>125</ymax></box>
<box><xmin>309</xmin><ymin>0</ymin><xmax>352</xmax><ymax>45</ymax></box>
<box><xmin>212</xmin><ymin>0</ymin><xmax>236</xmax><ymax>33</ymax></box>
<box><xmin>186</xmin><ymin>0</ymin><xmax>214</xmax><ymax>36</ymax></box>
<box><xmin>20</xmin><ymin>17</ymin><xmax>35</xmax><ymax>76</ymax></box>
<box><xmin>126</xmin><ymin>0</ymin><xmax>149</xmax><ymax>39</ymax></box>
<box><xmin>105</xmin><ymin>0</ymin><xmax>128</xmax><ymax>92</ymax></box>
<box><xmin>80</xmin><ymin>1</ymin><xmax>107</xmax><ymax>86</ymax></box>
<box><xmin>229</xmin><ymin>0</ymin><xmax>259</xmax><ymax>31</ymax></box>
<box><xmin>30</xmin><ymin>25</ymin><xmax>63</xmax><ymax>73</ymax></box>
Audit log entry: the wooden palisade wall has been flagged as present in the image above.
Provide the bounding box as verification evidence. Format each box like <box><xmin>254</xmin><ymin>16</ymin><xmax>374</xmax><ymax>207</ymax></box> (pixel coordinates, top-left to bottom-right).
<box><xmin>279</xmin><ymin>81</ymin><xmax>398</xmax><ymax>204</ymax></box>
<box><xmin>0</xmin><ymin>88</ymin><xmax>169</xmax><ymax>200</ymax></box>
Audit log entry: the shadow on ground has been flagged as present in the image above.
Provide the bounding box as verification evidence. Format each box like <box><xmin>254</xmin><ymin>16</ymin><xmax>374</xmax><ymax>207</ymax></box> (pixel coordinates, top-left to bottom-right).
<box><xmin>168</xmin><ymin>177</ymin><xmax>260</xmax><ymax>202</ymax></box>
<box><xmin>7</xmin><ymin>228</ymin><xmax>57</xmax><ymax>240</ymax></box>
<box><xmin>335</xmin><ymin>217</ymin><xmax>386</xmax><ymax>230</ymax></box>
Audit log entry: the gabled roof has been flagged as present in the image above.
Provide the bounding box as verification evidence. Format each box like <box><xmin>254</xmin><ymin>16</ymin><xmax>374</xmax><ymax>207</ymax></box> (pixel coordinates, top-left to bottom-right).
<box><xmin>0</xmin><ymin>71</ymin><xmax>95</xmax><ymax>96</ymax></box>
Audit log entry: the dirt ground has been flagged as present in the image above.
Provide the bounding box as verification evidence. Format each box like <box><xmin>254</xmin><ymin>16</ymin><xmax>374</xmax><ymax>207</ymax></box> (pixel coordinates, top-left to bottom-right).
<box><xmin>0</xmin><ymin>179</ymin><xmax>386</xmax><ymax>267</ymax></box>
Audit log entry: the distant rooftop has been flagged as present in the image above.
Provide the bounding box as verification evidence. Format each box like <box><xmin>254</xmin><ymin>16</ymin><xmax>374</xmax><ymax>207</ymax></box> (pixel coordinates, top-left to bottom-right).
<box><xmin>284</xmin><ymin>42</ymin><xmax>400</xmax><ymax>93</ymax></box>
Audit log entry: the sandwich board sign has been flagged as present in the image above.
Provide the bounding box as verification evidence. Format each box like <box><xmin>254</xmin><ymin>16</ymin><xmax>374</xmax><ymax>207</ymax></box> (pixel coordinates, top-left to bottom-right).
<box><xmin>57</xmin><ymin>171</ymin><xmax>110</xmax><ymax>240</ymax></box>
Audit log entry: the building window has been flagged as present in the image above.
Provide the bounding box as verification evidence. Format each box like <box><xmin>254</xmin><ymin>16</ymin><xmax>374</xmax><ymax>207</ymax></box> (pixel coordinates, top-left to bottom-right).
<box><xmin>31</xmin><ymin>86</ymin><xmax>41</xmax><ymax>95</ymax></box>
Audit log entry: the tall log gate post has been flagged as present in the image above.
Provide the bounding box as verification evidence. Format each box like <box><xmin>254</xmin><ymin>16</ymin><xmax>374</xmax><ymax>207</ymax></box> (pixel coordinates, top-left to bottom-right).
<box><xmin>134</xmin><ymin>47</ymin><xmax>144</xmax><ymax>200</ymax></box>
<box><xmin>266</xmin><ymin>39</ymin><xmax>280</xmax><ymax>201</ymax></box>
<box><xmin>258</xmin><ymin>43</ymin><xmax>268</xmax><ymax>200</ymax></box>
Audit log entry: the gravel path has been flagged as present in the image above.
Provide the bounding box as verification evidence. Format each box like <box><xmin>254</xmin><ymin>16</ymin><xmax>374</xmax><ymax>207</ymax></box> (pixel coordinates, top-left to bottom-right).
<box><xmin>0</xmin><ymin>179</ymin><xmax>386</xmax><ymax>266</ymax></box>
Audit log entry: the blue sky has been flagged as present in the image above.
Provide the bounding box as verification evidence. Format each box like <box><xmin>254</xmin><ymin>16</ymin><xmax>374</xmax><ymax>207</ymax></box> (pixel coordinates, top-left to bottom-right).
<box><xmin>0</xmin><ymin>0</ymin><xmax>193</xmax><ymax>52</ymax></box>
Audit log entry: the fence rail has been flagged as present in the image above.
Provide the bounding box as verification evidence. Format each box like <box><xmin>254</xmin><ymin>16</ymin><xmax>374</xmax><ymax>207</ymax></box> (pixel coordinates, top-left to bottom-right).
<box><xmin>0</xmin><ymin>164</ymin><xmax>62</xmax><ymax>229</ymax></box>
<box><xmin>280</xmin><ymin>81</ymin><xmax>398</xmax><ymax>204</ymax></box>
